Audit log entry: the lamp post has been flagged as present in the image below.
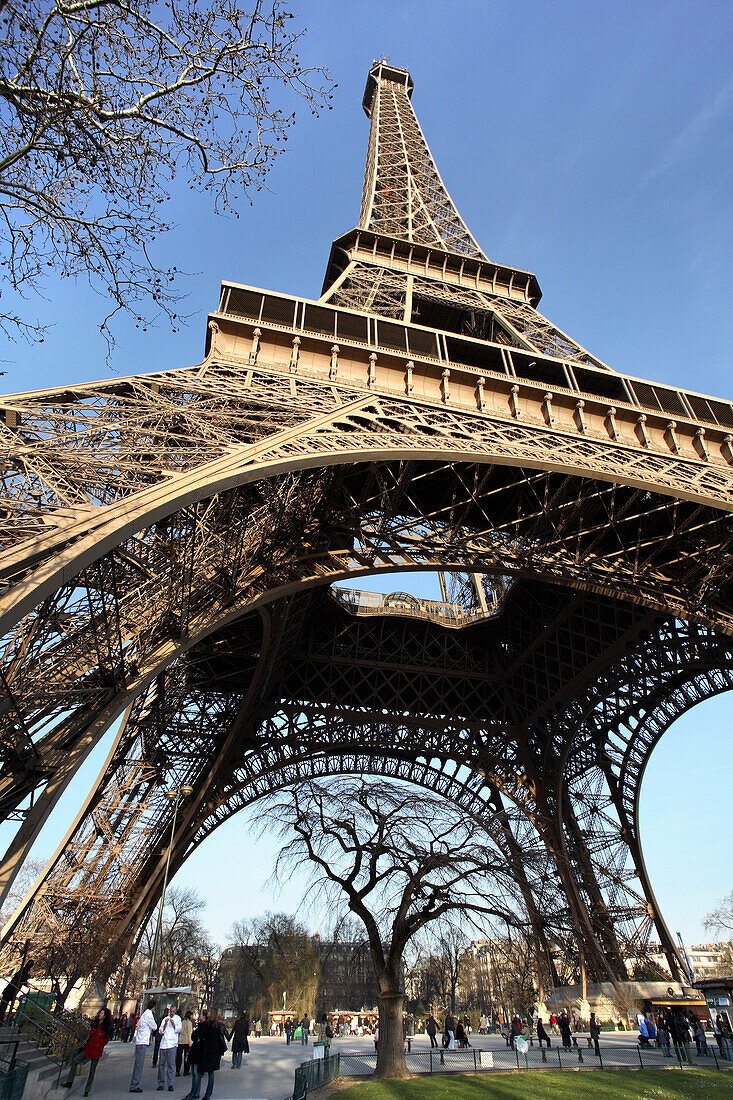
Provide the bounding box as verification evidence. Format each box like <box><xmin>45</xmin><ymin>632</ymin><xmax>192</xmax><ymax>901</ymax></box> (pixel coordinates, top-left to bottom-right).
<box><xmin>146</xmin><ymin>784</ymin><xmax>193</xmax><ymax>991</ymax></box>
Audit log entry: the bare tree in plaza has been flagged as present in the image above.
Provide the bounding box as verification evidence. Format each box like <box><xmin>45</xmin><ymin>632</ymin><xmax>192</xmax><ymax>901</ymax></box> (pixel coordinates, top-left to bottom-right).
<box><xmin>119</xmin><ymin>887</ymin><xmax>218</xmax><ymax>1005</ymax></box>
<box><xmin>227</xmin><ymin>912</ymin><xmax>320</xmax><ymax>1018</ymax></box>
<box><xmin>0</xmin><ymin>0</ymin><xmax>333</xmax><ymax>344</ymax></box>
<box><xmin>706</xmin><ymin>891</ymin><xmax>733</xmax><ymax>938</ymax></box>
<box><xmin>429</xmin><ymin>920</ymin><xmax>470</xmax><ymax>1013</ymax></box>
<box><xmin>266</xmin><ymin>778</ymin><xmax>529</xmax><ymax>1079</ymax></box>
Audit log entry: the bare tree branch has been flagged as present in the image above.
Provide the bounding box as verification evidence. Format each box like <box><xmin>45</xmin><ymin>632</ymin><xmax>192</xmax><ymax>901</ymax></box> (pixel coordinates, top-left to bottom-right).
<box><xmin>0</xmin><ymin>0</ymin><xmax>334</xmax><ymax>350</ymax></box>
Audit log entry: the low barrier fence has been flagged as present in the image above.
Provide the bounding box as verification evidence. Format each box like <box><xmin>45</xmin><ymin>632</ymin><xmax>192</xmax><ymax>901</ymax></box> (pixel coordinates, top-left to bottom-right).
<box><xmin>337</xmin><ymin>1041</ymin><xmax>729</xmax><ymax>1076</ymax></box>
<box><xmin>293</xmin><ymin>1052</ymin><xmax>341</xmax><ymax>1100</ymax></box>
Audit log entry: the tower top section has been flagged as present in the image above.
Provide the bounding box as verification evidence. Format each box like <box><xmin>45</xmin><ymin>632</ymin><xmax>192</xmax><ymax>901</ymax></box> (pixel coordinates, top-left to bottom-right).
<box><xmin>362</xmin><ymin>61</ymin><xmax>413</xmax><ymax>116</ymax></box>
<box><xmin>358</xmin><ymin>60</ymin><xmax>486</xmax><ymax>259</ymax></box>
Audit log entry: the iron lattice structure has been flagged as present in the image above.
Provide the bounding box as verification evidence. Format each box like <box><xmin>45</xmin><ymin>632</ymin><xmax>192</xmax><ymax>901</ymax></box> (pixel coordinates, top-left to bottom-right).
<box><xmin>1</xmin><ymin>60</ymin><xmax>732</xmax><ymax>996</ymax></box>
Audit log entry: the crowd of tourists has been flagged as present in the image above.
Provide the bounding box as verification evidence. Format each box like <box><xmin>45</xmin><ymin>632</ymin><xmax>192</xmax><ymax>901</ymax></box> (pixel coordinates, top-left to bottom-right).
<box><xmin>60</xmin><ymin>1001</ymin><xmax>247</xmax><ymax>1100</ymax></box>
<box><xmin>637</xmin><ymin>1008</ymin><xmax>733</xmax><ymax>1061</ymax></box>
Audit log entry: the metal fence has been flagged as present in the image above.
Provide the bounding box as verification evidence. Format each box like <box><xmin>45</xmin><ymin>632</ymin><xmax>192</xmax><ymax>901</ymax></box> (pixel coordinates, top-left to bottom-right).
<box><xmin>0</xmin><ymin>1046</ymin><xmax>28</xmax><ymax>1100</ymax></box>
<box><xmin>337</xmin><ymin>1041</ymin><xmax>729</xmax><ymax>1077</ymax></box>
<box><xmin>293</xmin><ymin>1053</ymin><xmax>341</xmax><ymax>1100</ymax></box>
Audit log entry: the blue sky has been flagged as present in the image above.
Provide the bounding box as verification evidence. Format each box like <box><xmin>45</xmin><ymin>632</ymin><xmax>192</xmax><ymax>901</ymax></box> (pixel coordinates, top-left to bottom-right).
<box><xmin>3</xmin><ymin>1</ymin><xmax>733</xmax><ymax>951</ymax></box>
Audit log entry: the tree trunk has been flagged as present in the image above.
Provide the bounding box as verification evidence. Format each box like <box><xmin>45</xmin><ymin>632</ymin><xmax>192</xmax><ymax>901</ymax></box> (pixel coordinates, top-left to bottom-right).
<box><xmin>374</xmin><ymin>989</ymin><xmax>409</xmax><ymax>1079</ymax></box>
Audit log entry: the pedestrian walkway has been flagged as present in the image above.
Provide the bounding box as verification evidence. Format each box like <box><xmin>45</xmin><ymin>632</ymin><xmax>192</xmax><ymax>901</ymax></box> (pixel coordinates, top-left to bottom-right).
<box><xmin>63</xmin><ymin>1037</ymin><xmax>325</xmax><ymax>1100</ymax></box>
<box><xmin>55</xmin><ymin>1030</ymin><xmax>709</xmax><ymax>1100</ymax></box>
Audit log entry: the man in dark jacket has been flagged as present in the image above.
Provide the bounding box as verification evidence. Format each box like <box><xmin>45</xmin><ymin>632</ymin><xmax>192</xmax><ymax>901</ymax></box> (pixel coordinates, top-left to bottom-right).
<box><xmin>674</xmin><ymin>1013</ymin><xmax>692</xmax><ymax>1063</ymax></box>
<box><xmin>182</xmin><ymin>1011</ymin><xmax>225</xmax><ymax>1100</ymax></box>
<box><xmin>425</xmin><ymin>1015</ymin><xmax>438</xmax><ymax>1048</ymax></box>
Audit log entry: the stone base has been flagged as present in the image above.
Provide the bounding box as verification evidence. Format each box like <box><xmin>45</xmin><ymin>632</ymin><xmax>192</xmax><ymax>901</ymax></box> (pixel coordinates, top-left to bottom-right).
<box><xmin>544</xmin><ymin>980</ymin><xmax>690</xmax><ymax>1025</ymax></box>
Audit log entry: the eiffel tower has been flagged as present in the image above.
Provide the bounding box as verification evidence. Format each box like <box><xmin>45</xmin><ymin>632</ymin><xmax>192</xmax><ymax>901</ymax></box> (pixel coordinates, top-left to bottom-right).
<box><xmin>1</xmin><ymin>60</ymin><xmax>733</xmax><ymax>1000</ymax></box>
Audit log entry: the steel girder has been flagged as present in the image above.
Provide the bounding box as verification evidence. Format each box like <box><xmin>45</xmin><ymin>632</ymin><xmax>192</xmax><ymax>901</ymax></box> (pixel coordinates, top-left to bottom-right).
<box><xmin>0</xmin><ymin>61</ymin><xmax>732</xmax><ymax>997</ymax></box>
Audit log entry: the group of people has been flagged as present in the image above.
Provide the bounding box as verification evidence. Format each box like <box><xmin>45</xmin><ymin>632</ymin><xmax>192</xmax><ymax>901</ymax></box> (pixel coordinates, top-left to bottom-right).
<box><xmin>638</xmin><ymin>1008</ymin><xmax>733</xmax><ymax>1061</ymax></box>
<box><xmin>282</xmin><ymin>1015</ymin><xmax>318</xmax><ymax>1046</ymax></box>
<box><xmin>128</xmin><ymin>1002</ymin><xmax>233</xmax><ymax>1100</ymax></box>
<box><xmin>424</xmin><ymin>1011</ymin><xmax>472</xmax><ymax>1050</ymax></box>
<box><xmin>62</xmin><ymin>1002</ymin><xmax>236</xmax><ymax>1100</ymax></box>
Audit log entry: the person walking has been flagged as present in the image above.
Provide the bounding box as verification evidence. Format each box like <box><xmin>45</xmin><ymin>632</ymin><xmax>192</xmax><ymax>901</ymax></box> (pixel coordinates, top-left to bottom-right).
<box><xmin>694</xmin><ymin>1019</ymin><xmax>708</xmax><ymax>1057</ymax></box>
<box><xmin>156</xmin><ymin>1004</ymin><xmax>181</xmax><ymax>1091</ymax></box>
<box><xmin>61</xmin><ymin>1008</ymin><xmax>112</xmax><ymax>1097</ymax></box>
<box><xmin>718</xmin><ymin>1014</ymin><xmax>733</xmax><ymax>1060</ymax></box>
<box><xmin>129</xmin><ymin>1001</ymin><xmax>158</xmax><ymax>1093</ymax></box>
<box><xmin>444</xmin><ymin>1010</ymin><xmax>456</xmax><ymax>1050</ymax></box>
<box><xmin>230</xmin><ymin>1013</ymin><xmax>249</xmax><ymax>1068</ymax></box>
<box><xmin>177</xmin><ymin>1012</ymin><xmax>193</xmax><ymax>1077</ymax></box>
<box><xmin>425</xmin><ymin>1015</ymin><xmax>438</xmax><ymax>1048</ymax></box>
<box><xmin>509</xmin><ymin>1014</ymin><xmax>522</xmax><ymax>1050</ymax></box>
<box><xmin>300</xmin><ymin>1014</ymin><xmax>310</xmax><ymax>1046</ymax></box>
<box><xmin>284</xmin><ymin>1017</ymin><xmax>293</xmax><ymax>1046</ymax></box>
<box><xmin>657</xmin><ymin>1020</ymin><xmax>671</xmax><ymax>1057</ymax></box>
<box><xmin>183</xmin><ymin>1011</ymin><xmax>226</xmax><ymax>1100</ymax></box>
<box><xmin>674</xmin><ymin>1012</ymin><xmax>692</xmax><ymax>1062</ymax></box>
<box><xmin>589</xmin><ymin>1012</ymin><xmax>601</xmax><ymax>1057</ymax></box>
<box><xmin>536</xmin><ymin>1018</ymin><xmax>551</xmax><ymax>1049</ymax></box>
<box><xmin>0</xmin><ymin>958</ymin><xmax>33</xmax><ymax>1024</ymax></box>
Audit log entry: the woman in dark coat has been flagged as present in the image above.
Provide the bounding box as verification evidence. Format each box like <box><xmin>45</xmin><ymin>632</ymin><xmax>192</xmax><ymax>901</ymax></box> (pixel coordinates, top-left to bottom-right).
<box><xmin>536</xmin><ymin>1018</ymin><xmax>551</xmax><ymax>1048</ymax></box>
<box><xmin>183</xmin><ymin>1011</ymin><xmax>226</xmax><ymax>1100</ymax></box>
<box><xmin>230</xmin><ymin>1013</ymin><xmax>250</xmax><ymax>1068</ymax></box>
<box><xmin>455</xmin><ymin>1020</ymin><xmax>470</xmax><ymax>1048</ymax></box>
<box><xmin>558</xmin><ymin>1011</ymin><xmax>572</xmax><ymax>1050</ymax></box>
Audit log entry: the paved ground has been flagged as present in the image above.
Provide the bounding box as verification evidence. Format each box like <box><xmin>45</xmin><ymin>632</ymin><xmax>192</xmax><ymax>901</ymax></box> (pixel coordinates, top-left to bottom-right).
<box><xmin>56</xmin><ymin>1031</ymin><xmax>712</xmax><ymax>1100</ymax></box>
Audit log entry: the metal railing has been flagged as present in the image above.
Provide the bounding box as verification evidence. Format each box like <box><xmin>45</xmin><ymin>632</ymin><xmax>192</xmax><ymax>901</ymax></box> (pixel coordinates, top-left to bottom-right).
<box><xmin>332</xmin><ymin>587</ymin><xmax>501</xmax><ymax>628</ymax></box>
<box><xmin>0</xmin><ymin>1039</ymin><xmax>27</xmax><ymax>1100</ymax></box>
<box><xmin>14</xmin><ymin>997</ymin><xmax>88</xmax><ymax>1087</ymax></box>
<box><xmin>293</xmin><ymin>1052</ymin><xmax>341</xmax><ymax>1100</ymax></box>
<box><xmin>0</xmin><ymin>1060</ymin><xmax>28</xmax><ymax>1100</ymax></box>
<box><xmin>336</xmin><ymin>1040</ymin><xmax>729</xmax><ymax>1077</ymax></box>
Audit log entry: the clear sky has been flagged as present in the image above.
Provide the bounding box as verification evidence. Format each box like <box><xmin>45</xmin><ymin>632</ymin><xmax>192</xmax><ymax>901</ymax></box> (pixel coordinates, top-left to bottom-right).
<box><xmin>3</xmin><ymin>1</ymin><xmax>733</xmax><ymax>953</ymax></box>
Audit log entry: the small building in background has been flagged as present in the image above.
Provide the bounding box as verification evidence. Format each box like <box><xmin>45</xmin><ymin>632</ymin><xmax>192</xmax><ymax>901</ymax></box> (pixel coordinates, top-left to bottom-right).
<box><xmin>695</xmin><ymin>976</ymin><xmax>733</xmax><ymax>1031</ymax></box>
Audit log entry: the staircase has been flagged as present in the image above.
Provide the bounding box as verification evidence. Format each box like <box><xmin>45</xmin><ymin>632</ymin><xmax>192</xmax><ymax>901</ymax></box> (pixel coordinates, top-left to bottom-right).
<box><xmin>0</xmin><ymin>1025</ymin><xmax>65</xmax><ymax>1100</ymax></box>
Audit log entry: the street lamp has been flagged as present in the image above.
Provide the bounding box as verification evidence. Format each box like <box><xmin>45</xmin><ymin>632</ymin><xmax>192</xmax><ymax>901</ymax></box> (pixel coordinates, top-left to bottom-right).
<box><xmin>146</xmin><ymin>784</ymin><xmax>193</xmax><ymax>991</ymax></box>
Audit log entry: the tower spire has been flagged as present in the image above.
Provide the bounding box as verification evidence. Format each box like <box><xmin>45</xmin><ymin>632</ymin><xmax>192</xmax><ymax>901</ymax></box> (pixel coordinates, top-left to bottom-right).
<box><xmin>359</xmin><ymin>61</ymin><xmax>486</xmax><ymax>258</ymax></box>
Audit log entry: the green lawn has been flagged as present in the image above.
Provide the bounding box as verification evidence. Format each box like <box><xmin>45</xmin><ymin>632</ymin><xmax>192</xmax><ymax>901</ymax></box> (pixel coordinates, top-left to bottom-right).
<box><xmin>338</xmin><ymin>1067</ymin><xmax>733</xmax><ymax>1099</ymax></box>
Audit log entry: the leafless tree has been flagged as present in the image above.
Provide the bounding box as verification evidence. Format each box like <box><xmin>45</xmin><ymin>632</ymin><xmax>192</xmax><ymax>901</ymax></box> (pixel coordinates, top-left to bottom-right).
<box><xmin>415</xmin><ymin>919</ymin><xmax>470</xmax><ymax>1014</ymax></box>
<box><xmin>0</xmin><ymin>0</ymin><xmax>333</xmax><ymax>346</ymax></box>
<box><xmin>0</xmin><ymin>857</ymin><xmax>46</xmax><ymax>928</ymax></box>
<box><xmin>265</xmin><ymin>778</ymin><xmax>530</xmax><ymax>1079</ymax></box>
<box><xmin>117</xmin><ymin>886</ymin><xmax>217</xmax><ymax>1008</ymax></box>
<box><xmin>705</xmin><ymin>891</ymin><xmax>733</xmax><ymax>938</ymax></box>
